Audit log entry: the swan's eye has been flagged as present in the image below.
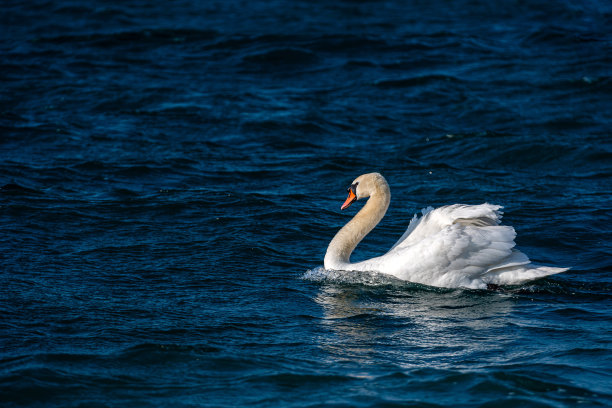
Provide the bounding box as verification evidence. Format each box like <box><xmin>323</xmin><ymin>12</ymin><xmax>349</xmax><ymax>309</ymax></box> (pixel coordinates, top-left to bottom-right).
<box><xmin>349</xmin><ymin>182</ymin><xmax>358</xmax><ymax>194</ymax></box>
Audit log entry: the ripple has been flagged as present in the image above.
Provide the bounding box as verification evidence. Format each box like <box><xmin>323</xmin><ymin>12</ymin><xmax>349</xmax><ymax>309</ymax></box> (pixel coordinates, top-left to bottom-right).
<box><xmin>2</xmin><ymin>0</ymin><xmax>611</xmax><ymax>407</ymax></box>
<box><xmin>37</xmin><ymin>28</ymin><xmax>219</xmax><ymax>47</ymax></box>
<box><xmin>302</xmin><ymin>267</ymin><xmax>454</xmax><ymax>293</ymax></box>
<box><xmin>241</xmin><ymin>47</ymin><xmax>319</xmax><ymax>66</ymax></box>
<box><xmin>374</xmin><ymin>74</ymin><xmax>462</xmax><ymax>88</ymax></box>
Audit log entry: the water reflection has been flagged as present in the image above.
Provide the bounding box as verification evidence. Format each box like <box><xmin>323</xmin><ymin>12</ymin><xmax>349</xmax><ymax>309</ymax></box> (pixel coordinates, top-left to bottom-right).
<box><xmin>308</xmin><ymin>269</ymin><xmax>515</xmax><ymax>370</ymax></box>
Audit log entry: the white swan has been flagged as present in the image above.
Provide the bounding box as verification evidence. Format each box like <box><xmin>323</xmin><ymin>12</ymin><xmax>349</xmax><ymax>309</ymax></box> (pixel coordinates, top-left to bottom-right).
<box><xmin>324</xmin><ymin>173</ymin><xmax>568</xmax><ymax>289</ymax></box>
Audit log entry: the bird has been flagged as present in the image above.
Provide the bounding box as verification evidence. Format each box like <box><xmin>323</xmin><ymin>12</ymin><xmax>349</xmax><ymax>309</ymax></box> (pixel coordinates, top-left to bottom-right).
<box><xmin>324</xmin><ymin>172</ymin><xmax>568</xmax><ymax>289</ymax></box>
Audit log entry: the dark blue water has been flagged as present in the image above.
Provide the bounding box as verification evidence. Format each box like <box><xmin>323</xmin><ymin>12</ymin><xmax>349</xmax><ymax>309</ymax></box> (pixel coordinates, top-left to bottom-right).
<box><xmin>2</xmin><ymin>0</ymin><xmax>611</xmax><ymax>406</ymax></box>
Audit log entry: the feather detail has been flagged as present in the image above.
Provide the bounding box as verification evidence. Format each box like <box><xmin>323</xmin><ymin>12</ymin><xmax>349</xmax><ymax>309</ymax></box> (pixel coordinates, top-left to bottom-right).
<box><xmin>325</xmin><ymin>174</ymin><xmax>568</xmax><ymax>289</ymax></box>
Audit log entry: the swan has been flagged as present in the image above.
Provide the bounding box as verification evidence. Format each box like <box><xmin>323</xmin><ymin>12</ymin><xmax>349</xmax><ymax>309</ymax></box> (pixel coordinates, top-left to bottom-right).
<box><xmin>324</xmin><ymin>173</ymin><xmax>568</xmax><ymax>289</ymax></box>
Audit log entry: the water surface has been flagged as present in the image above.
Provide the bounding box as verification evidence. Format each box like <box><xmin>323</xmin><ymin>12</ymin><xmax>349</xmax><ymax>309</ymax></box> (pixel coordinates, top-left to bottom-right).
<box><xmin>1</xmin><ymin>0</ymin><xmax>611</xmax><ymax>406</ymax></box>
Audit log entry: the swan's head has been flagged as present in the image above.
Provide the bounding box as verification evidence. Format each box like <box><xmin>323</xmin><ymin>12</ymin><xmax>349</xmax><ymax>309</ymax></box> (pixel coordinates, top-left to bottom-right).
<box><xmin>341</xmin><ymin>172</ymin><xmax>388</xmax><ymax>210</ymax></box>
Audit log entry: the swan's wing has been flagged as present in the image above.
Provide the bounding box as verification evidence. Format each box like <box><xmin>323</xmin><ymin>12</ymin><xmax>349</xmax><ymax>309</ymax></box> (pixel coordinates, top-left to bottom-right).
<box><xmin>389</xmin><ymin>206</ymin><xmax>433</xmax><ymax>251</ymax></box>
<box><xmin>382</xmin><ymin>223</ymin><xmax>519</xmax><ymax>288</ymax></box>
<box><xmin>390</xmin><ymin>204</ymin><xmax>503</xmax><ymax>252</ymax></box>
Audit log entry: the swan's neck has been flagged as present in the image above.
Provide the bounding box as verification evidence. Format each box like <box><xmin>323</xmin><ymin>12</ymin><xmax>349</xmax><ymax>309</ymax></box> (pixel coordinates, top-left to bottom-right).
<box><xmin>324</xmin><ymin>186</ymin><xmax>390</xmax><ymax>270</ymax></box>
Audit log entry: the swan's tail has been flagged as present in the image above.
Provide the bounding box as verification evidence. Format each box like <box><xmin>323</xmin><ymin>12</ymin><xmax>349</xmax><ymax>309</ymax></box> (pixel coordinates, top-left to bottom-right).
<box><xmin>484</xmin><ymin>264</ymin><xmax>569</xmax><ymax>286</ymax></box>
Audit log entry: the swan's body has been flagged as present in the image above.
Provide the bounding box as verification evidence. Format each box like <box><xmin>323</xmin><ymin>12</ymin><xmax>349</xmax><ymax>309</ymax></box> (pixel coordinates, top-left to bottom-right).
<box><xmin>324</xmin><ymin>173</ymin><xmax>568</xmax><ymax>289</ymax></box>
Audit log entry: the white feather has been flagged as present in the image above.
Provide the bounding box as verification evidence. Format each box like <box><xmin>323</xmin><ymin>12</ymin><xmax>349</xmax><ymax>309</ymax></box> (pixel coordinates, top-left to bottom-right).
<box><xmin>325</xmin><ymin>173</ymin><xmax>569</xmax><ymax>289</ymax></box>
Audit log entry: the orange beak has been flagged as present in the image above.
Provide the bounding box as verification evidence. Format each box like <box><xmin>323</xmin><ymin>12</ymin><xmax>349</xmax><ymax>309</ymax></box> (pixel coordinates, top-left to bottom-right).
<box><xmin>341</xmin><ymin>189</ymin><xmax>357</xmax><ymax>210</ymax></box>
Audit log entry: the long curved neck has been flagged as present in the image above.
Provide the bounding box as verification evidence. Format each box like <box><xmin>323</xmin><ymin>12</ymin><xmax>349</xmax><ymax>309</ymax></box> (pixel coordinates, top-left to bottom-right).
<box><xmin>324</xmin><ymin>184</ymin><xmax>390</xmax><ymax>270</ymax></box>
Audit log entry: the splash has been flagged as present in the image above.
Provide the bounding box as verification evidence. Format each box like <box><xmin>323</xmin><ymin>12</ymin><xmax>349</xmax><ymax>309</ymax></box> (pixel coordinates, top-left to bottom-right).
<box><xmin>303</xmin><ymin>266</ymin><xmax>412</xmax><ymax>287</ymax></box>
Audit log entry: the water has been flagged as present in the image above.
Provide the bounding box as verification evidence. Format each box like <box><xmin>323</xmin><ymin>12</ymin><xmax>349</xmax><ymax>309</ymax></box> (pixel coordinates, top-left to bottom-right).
<box><xmin>1</xmin><ymin>0</ymin><xmax>611</xmax><ymax>406</ymax></box>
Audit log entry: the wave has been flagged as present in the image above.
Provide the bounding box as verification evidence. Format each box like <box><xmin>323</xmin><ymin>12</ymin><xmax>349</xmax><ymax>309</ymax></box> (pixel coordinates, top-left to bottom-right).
<box><xmin>521</xmin><ymin>25</ymin><xmax>607</xmax><ymax>47</ymax></box>
<box><xmin>37</xmin><ymin>28</ymin><xmax>219</xmax><ymax>47</ymax></box>
<box><xmin>303</xmin><ymin>267</ymin><xmax>451</xmax><ymax>291</ymax></box>
<box><xmin>241</xmin><ymin>47</ymin><xmax>319</xmax><ymax>66</ymax></box>
<box><xmin>302</xmin><ymin>266</ymin><xmax>599</xmax><ymax>299</ymax></box>
<box><xmin>374</xmin><ymin>74</ymin><xmax>462</xmax><ymax>88</ymax></box>
<box><xmin>0</xmin><ymin>183</ymin><xmax>42</xmax><ymax>195</ymax></box>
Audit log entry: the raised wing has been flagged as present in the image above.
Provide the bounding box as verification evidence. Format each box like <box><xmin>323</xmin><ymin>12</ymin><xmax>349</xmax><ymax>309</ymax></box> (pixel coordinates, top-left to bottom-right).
<box><xmin>390</xmin><ymin>204</ymin><xmax>503</xmax><ymax>252</ymax></box>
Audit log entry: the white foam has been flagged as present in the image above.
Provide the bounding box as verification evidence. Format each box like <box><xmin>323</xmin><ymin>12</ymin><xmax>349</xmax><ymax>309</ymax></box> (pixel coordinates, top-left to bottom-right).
<box><xmin>302</xmin><ymin>266</ymin><xmax>408</xmax><ymax>286</ymax></box>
